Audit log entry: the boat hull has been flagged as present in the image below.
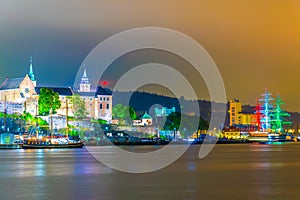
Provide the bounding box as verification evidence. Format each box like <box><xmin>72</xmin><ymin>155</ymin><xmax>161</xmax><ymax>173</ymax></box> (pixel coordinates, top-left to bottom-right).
<box><xmin>22</xmin><ymin>142</ymin><xmax>84</xmax><ymax>149</ymax></box>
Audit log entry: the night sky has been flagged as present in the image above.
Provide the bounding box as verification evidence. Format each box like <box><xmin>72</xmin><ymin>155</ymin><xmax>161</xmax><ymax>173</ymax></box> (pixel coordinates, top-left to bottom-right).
<box><xmin>0</xmin><ymin>0</ymin><xmax>300</xmax><ymax>111</ymax></box>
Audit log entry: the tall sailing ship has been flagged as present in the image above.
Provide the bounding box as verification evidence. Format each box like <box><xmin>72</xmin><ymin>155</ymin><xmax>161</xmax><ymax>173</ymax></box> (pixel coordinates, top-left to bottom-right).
<box><xmin>22</xmin><ymin>99</ymin><xmax>84</xmax><ymax>149</ymax></box>
<box><xmin>249</xmin><ymin>89</ymin><xmax>291</xmax><ymax>142</ymax></box>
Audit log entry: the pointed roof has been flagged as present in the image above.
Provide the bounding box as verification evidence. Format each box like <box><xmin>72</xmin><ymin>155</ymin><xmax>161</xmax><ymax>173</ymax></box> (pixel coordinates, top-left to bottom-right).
<box><xmin>80</xmin><ymin>66</ymin><xmax>90</xmax><ymax>84</ymax></box>
<box><xmin>83</xmin><ymin>68</ymin><xmax>87</xmax><ymax>78</ymax></box>
<box><xmin>0</xmin><ymin>77</ymin><xmax>24</xmax><ymax>90</ymax></box>
<box><xmin>141</xmin><ymin>111</ymin><xmax>152</xmax><ymax>119</ymax></box>
<box><xmin>95</xmin><ymin>86</ymin><xmax>112</xmax><ymax>96</ymax></box>
<box><xmin>28</xmin><ymin>56</ymin><xmax>35</xmax><ymax>81</ymax></box>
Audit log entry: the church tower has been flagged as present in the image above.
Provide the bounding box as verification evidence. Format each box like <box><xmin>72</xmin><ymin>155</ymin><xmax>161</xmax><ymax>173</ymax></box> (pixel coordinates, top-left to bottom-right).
<box><xmin>78</xmin><ymin>67</ymin><xmax>91</xmax><ymax>92</ymax></box>
<box><xmin>28</xmin><ymin>56</ymin><xmax>37</xmax><ymax>87</ymax></box>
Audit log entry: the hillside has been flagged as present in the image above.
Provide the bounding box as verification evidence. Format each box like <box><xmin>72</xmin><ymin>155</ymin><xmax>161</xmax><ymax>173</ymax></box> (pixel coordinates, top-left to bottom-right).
<box><xmin>112</xmin><ymin>91</ymin><xmax>299</xmax><ymax>129</ymax></box>
<box><xmin>112</xmin><ymin>91</ymin><xmax>229</xmax><ymax>128</ymax></box>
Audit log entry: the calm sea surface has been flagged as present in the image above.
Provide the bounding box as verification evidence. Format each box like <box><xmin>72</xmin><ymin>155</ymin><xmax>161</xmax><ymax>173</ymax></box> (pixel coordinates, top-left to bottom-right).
<box><xmin>1</xmin><ymin>144</ymin><xmax>300</xmax><ymax>200</ymax></box>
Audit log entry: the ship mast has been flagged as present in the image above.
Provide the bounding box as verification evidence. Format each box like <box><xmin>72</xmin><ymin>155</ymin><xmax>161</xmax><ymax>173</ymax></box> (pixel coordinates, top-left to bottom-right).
<box><xmin>66</xmin><ymin>99</ymin><xmax>69</xmax><ymax>138</ymax></box>
<box><xmin>259</xmin><ymin>89</ymin><xmax>273</xmax><ymax>132</ymax></box>
<box><xmin>35</xmin><ymin>103</ymin><xmax>38</xmax><ymax>139</ymax></box>
<box><xmin>4</xmin><ymin>95</ymin><xmax>7</xmax><ymax>132</ymax></box>
<box><xmin>270</xmin><ymin>94</ymin><xmax>291</xmax><ymax>133</ymax></box>
<box><xmin>254</xmin><ymin>99</ymin><xmax>263</xmax><ymax>131</ymax></box>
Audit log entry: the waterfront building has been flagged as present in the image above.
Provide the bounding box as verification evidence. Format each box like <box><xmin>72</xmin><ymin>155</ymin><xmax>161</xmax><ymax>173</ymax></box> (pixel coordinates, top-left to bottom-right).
<box><xmin>76</xmin><ymin>68</ymin><xmax>112</xmax><ymax>122</ymax></box>
<box><xmin>154</xmin><ymin>106</ymin><xmax>176</xmax><ymax>117</ymax></box>
<box><xmin>222</xmin><ymin>127</ymin><xmax>241</xmax><ymax>139</ymax></box>
<box><xmin>229</xmin><ymin>99</ymin><xmax>242</xmax><ymax>126</ymax></box>
<box><xmin>0</xmin><ymin>58</ymin><xmax>113</xmax><ymax>123</ymax></box>
<box><xmin>0</xmin><ymin>102</ymin><xmax>23</xmax><ymax>115</ymax></box>
<box><xmin>133</xmin><ymin>112</ymin><xmax>153</xmax><ymax>126</ymax></box>
<box><xmin>0</xmin><ymin>75</ymin><xmax>36</xmax><ymax>104</ymax></box>
<box><xmin>0</xmin><ymin>58</ymin><xmax>37</xmax><ymax>115</ymax></box>
<box><xmin>77</xmin><ymin>67</ymin><xmax>96</xmax><ymax>118</ymax></box>
<box><xmin>229</xmin><ymin>99</ymin><xmax>256</xmax><ymax>126</ymax></box>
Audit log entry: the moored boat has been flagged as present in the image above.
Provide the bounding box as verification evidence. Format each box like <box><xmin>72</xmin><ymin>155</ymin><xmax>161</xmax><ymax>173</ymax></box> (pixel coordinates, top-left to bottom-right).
<box><xmin>267</xmin><ymin>133</ymin><xmax>286</xmax><ymax>142</ymax></box>
<box><xmin>22</xmin><ymin>141</ymin><xmax>84</xmax><ymax>149</ymax></box>
<box><xmin>248</xmin><ymin>131</ymin><xmax>269</xmax><ymax>142</ymax></box>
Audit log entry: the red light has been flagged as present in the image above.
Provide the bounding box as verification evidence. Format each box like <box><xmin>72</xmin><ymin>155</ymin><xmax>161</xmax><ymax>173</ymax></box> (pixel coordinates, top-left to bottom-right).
<box><xmin>101</xmin><ymin>81</ymin><xmax>109</xmax><ymax>86</ymax></box>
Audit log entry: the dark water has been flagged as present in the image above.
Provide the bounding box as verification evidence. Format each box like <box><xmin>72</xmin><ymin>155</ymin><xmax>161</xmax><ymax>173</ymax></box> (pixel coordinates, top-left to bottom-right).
<box><xmin>1</xmin><ymin>144</ymin><xmax>300</xmax><ymax>200</ymax></box>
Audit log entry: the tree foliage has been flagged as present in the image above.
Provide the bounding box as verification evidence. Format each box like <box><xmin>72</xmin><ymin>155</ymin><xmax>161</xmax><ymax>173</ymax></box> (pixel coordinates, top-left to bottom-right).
<box><xmin>163</xmin><ymin>112</ymin><xmax>209</xmax><ymax>132</ymax></box>
<box><xmin>129</xmin><ymin>106</ymin><xmax>137</xmax><ymax>120</ymax></box>
<box><xmin>69</xmin><ymin>94</ymin><xmax>87</xmax><ymax>119</ymax></box>
<box><xmin>38</xmin><ymin>88</ymin><xmax>61</xmax><ymax>116</ymax></box>
<box><xmin>112</xmin><ymin>104</ymin><xmax>137</xmax><ymax>123</ymax></box>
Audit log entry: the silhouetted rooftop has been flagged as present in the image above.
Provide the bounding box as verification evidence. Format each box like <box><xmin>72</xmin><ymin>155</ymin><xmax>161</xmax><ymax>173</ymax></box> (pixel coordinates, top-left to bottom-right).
<box><xmin>35</xmin><ymin>87</ymin><xmax>73</xmax><ymax>96</ymax></box>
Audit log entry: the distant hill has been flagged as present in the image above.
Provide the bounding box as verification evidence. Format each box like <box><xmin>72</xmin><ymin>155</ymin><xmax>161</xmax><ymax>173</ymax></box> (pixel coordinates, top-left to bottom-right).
<box><xmin>112</xmin><ymin>91</ymin><xmax>230</xmax><ymax>128</ymax></box>
<box><xmin>112</xmin><ymin>91</ymin><xmax>300</xmax><ymax>129</ymax></box>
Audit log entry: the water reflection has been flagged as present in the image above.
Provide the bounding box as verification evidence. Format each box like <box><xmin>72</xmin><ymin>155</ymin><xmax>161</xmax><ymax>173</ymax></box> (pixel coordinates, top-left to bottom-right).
<box><xmin>249</xmin><ymin>144</ymin><xmax>284</xmax><ymax>152</ymax></box>
<box><xmin>187</xmin><ymin>162</ymin><xmax>197</xmax><ymax>172</ymax></box>
<box><xmin>1</xmin><ymin>144</ymin><xmax>300</xmax><ymax>200</ymax></box>
<box><xmin>0</xmin><ymin>148</ymin><xmax>114</xmax><ymax>178</ymax></box>
<box><xmin>250</xmin><ymin>162</ymin><xmax>285</xmax><ymax>169</ymax></box>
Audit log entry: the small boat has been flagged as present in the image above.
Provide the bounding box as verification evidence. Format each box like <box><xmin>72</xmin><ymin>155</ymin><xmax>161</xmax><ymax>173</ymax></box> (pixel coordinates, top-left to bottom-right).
<box><xmin>248</xmin><ymin>131</ymin><xmax>269</xmax><ymax>142</ymax></box>
<box><xmin>267</xmin><ymin>133</ymin><xmax>286</xmax><ymax>142</ymax></box>
<box><xmin>22</xmin><ymin>141</ymin><xmax>84</xmax><ymax>149</ymax></box>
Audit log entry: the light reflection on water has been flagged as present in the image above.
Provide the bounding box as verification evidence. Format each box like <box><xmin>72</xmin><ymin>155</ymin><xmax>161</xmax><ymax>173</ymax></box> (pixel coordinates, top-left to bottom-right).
<box><xmin>249</xmin><ymin>144</ymin><xmax>284</xmax><ymax>152</ymax></box>
<box><xmin>0</xmin><ymin>144</ymin><xmax>300</xmax><ymax>199</ymax></box>
<box><xmin>250</xmin><ymin>162</ymin><xmax>286</xmax><ymax>169</ymax></box>
<box><xmin>187</xmin><ymin>162</ymin><xmax>197</xmax><ymax>172</ymax></box>
<box><xmin>0</xmin><ymin>148</ymin><xmax>114</xmax><ymax>178</ymax></box>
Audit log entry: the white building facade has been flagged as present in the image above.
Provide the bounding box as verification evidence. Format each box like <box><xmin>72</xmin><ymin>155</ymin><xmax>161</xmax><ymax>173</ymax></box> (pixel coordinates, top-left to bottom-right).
<box><xmin>0</xmin><ymin>59</ymin><xmax>113</xmax><ymax>123</ymax></box>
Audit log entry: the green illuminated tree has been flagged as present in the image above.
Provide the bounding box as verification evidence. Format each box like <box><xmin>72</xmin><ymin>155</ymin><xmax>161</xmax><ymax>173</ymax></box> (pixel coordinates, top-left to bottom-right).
<box><xmin>129</xmin><ymin>106</ymin><xmax>137</xmax><ymax>120</ymax></box>
<box><xmin>38</xmin><ymin>88</ymin><xmax>61</xmax><ymax>116</ymax></box>
<box><xmin>112</xmin><ymin>104</ymin><xmax>137</xmax><ymax>123</ymax></box>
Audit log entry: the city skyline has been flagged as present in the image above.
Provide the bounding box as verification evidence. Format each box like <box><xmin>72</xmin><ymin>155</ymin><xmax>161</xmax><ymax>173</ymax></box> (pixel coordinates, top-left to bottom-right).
<box><xmin>1</xmin><ymin>1</ymin><xmax>300</xmax><ymax>111</ymax></box>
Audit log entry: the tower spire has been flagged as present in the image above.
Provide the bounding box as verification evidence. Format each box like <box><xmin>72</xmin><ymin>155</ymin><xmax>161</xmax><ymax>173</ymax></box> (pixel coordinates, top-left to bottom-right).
<box><xmin>80</xmin><ymin>65</ymin><xmax>89</xmax><ymax>84</ymax></box>
<box><xmin>83</xmin><ymin>68</ymin><xmax>88</xmax><ymax>79</ymax></box>
<box><xmin>78</xmin><ymin>65</ymin><xmax>91</xmax><ymax>92</ymax></box>
<box><xmin>28</xmin><ymin>56</ymin><xmax>35</xmax><ymax>81</ymax></box>
<box><xmin>28</xmin><ymin>56</ymin><xmax>37</xmax><ymax>87</ymax></box>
